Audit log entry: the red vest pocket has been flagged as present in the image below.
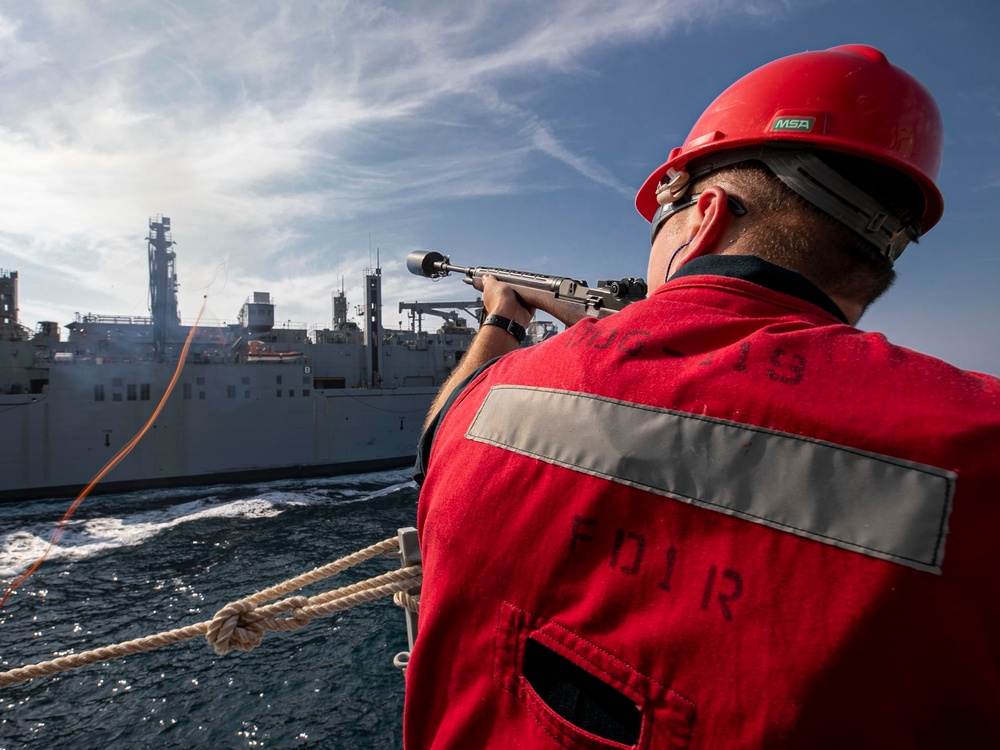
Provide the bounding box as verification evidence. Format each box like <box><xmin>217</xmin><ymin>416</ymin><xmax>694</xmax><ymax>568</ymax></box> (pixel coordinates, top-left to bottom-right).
<box><xmin>493</xmin><ymin>599</ymin><xmax>696</xmax><ymax>749</ymax></box>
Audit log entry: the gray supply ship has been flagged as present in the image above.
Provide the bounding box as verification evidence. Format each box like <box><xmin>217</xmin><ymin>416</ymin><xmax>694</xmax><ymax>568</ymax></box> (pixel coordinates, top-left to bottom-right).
<box><xmin>0</xmin><ymin>216</ymin><xmax>485</xmax><ymax>503</ymax></box>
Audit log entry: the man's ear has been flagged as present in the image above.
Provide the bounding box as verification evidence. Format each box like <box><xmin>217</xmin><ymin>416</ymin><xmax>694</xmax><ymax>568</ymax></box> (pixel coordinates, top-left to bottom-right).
<box><xmin>685</xmin><ymin>186</ymin><xmax>732</xmax><ymax>260</ymax></box>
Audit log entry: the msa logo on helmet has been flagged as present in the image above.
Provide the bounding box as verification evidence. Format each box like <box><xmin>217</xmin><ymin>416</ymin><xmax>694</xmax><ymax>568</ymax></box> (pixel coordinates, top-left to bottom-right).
<box><xmin>771</xmin><ymin>117</ymin><xmax>816</xmax><ymax>132</ymax></box>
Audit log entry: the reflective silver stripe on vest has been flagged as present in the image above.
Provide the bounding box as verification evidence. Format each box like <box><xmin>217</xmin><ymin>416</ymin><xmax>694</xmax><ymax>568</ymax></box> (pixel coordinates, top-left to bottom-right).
<box><xmin>465</xmin><ymin>386</ymin><xmax>955</xmax><ymax>574</ymax></box>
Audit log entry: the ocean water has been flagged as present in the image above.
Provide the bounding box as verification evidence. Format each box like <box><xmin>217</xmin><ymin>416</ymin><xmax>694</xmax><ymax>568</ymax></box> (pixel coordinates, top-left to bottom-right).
<box><xmin>0</xmin><ymin>469</ymin><xmax>420</xmax><ymax>749</ymax></box>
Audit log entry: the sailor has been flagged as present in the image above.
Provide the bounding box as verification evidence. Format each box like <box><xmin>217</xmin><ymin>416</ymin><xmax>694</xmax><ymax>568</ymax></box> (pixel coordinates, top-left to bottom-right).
<box><xmin>405</xmin><ymin>46</ymin><xmax>1000</xmax><ymax>748</ymax></box>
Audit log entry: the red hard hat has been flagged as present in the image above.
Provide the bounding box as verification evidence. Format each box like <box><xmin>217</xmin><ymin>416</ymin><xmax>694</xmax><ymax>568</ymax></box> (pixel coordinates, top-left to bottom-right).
<box><xmin>636</xmin><ymin>45</ymin><xmax>944</xmax><ymax>233</ymax></box>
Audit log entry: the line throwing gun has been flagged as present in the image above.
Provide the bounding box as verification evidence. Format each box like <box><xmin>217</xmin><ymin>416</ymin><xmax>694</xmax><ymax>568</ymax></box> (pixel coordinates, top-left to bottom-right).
<box><xmin>406</xmin><ymin>251</ymin><xmax>647</xmax><ymax>327</ymax></box>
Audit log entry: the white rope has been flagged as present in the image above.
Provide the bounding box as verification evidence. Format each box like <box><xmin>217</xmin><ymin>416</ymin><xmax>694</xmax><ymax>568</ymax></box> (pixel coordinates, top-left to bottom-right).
<box><xmin>0</xmin><ymin>536</ymin><xmax>421</xmax><ymax>687</ymax></box>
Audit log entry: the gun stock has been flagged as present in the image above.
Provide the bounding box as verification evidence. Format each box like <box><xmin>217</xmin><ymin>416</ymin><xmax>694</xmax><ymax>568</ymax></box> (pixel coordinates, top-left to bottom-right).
<box><xmin>406</xmin><ymin>251</ymin><xmax>646</xmax><ymax>327</ymax></box>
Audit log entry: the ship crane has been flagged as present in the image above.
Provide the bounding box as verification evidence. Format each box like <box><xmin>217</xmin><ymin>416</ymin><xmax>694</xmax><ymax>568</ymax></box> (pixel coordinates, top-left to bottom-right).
<box><xmin>399</xmin><ymin>300</ymin><xmax>483</xmax><ymax>333</ymax></box>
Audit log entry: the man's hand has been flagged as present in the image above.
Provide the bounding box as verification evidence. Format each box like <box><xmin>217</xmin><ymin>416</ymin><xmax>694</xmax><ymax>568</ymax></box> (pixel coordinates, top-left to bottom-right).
<box><xmin>473</xmin><ymin>273</ymin><xmax>536</xmax><ymax>329</ymax></box>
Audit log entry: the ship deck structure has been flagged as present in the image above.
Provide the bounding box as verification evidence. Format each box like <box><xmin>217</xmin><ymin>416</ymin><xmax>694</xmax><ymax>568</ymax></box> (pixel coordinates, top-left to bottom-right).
<box><xmin>0</xmin><ymin>216</ymin><xmax>486</xmax><ymax>502</ymax></box>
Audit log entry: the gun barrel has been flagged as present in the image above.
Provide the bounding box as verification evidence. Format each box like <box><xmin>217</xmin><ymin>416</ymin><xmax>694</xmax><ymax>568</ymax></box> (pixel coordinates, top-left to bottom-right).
<box><xmin>406</xmin><ymin>250</ymin><xmax>646</xmax><ymax>325</ymax></box>
<box><xmin>406</xmin><ymin>251</ymin><xmax>575</xmax><ymax>292</ymax></box>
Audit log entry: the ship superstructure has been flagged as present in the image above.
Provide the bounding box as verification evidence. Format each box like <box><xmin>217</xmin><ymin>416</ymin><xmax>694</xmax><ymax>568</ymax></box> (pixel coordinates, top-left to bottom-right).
<box><xmin>0</xmin><ymin>217</ymin><xmax>479</xmax><ymax>502</ymax></box>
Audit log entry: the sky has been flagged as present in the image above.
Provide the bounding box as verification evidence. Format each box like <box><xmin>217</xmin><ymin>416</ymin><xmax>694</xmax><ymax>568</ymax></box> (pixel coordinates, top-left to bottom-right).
<box><xmin>0</xmin><ymin>0</ymin><xmax>997</xmax><ymax>375</ymax></box>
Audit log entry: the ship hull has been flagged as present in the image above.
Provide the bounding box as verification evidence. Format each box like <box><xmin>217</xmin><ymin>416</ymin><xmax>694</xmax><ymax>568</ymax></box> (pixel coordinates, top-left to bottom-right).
<box><xmin>0</xmin><ymin>357</ymin><xmax>445</xmax><ymax>504</ymax></box>
<box><xmin>0</xmin><ymin>455</ymin><xmax>415</xmax><ymax>503</ymax></box>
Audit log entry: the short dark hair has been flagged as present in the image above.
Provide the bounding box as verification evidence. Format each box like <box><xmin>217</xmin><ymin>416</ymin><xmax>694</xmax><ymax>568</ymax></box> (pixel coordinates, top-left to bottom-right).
<box><xmin>695</xmin><ymin>154</ymin><xmax>925</xmax><ymax>308</ymax></box>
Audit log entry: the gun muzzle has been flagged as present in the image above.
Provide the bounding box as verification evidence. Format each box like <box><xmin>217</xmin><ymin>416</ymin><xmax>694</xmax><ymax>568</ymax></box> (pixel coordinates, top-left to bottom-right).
<box><xmin>407</xmin><ymin>251</ymin><xmax>453</xmax><ymax>279</ymax></box>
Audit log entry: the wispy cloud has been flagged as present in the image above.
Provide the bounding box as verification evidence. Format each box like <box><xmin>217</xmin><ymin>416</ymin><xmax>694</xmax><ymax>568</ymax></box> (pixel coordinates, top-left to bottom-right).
<box><xmin>0</xmin><ymin>0</ymin><xmax>780</xmax><ymax>328</ymax></box>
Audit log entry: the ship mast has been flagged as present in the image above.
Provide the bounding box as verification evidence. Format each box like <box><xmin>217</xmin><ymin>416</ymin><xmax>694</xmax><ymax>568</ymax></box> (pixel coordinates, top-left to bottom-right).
<box><xmin>0</xmin><ymin>269</ymin><xmax>17</xmax><ymax>329</ymax></box>
<box><xmin>147</xmin><ymin>215</ymin><xmax>179</xmax><ymax>357</ymax></box>
<box><xmin>364</xmin><ymin>263</ymin><xmax>382</xmax><ymax>387</ymax></box>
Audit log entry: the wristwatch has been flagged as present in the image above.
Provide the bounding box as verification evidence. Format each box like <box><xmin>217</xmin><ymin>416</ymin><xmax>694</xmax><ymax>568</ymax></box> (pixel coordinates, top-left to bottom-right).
<box><xmin>482</xmin><ymin>314</ymin><xmax>527</xmax><ymax>343</ymax></box>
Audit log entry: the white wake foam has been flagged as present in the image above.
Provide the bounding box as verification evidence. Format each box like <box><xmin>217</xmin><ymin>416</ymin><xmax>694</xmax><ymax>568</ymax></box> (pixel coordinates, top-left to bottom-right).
<box><xmin>0</xmin><ymin>469</ymin><xmax>416</xmax><ymax>579</ymax></box>
<box><xmin>0</xmin><ymin>497</ymin><xmax>285</xmax><ymax>578</ymax></box>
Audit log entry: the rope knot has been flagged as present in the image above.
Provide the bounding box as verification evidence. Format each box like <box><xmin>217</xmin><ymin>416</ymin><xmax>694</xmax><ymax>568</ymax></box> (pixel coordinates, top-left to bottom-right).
<box><xmin>206</xmin><ymin>595</ymin><xmax>317</xmax><ymax>655</ymax></box>
<box><xmin>206</xmin><ymin>599</ymin><xmax>267</xmax><ymax>655</ymax></box>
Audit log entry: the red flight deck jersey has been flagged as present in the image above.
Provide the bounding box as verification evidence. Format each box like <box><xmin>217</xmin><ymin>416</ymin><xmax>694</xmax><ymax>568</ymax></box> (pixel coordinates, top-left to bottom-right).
<box><xmin>405</xmin><ymin>261</ymin><xmax>1000</xmax><ymax>749</ymax></box>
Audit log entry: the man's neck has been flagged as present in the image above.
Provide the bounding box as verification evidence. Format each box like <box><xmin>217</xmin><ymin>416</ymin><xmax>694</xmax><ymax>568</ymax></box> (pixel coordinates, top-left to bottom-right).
<box><xmin>670</xmin><ymin>254</ymin><xmax>852</xmax><ymax>324</ymax></box>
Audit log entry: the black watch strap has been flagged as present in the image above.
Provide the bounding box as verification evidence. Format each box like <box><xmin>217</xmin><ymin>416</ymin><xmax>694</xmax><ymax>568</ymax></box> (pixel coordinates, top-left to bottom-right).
<box><xmin>482</xmin><ymin>314</ymin><xmax>527</xmax><ymax>343</ymax></box>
